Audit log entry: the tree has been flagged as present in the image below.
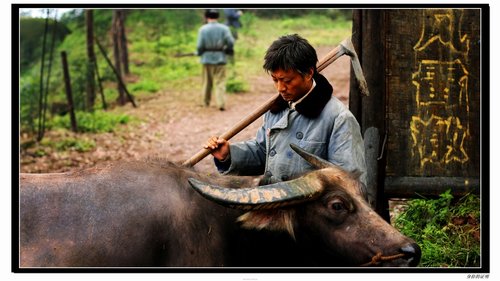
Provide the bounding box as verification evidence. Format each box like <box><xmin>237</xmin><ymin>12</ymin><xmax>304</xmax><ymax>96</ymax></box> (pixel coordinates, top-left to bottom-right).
<box><xmin>20</xmin><ymin>17</ymin><xmax>70</xmax><ymax>72</ymax></box>
<box><xmin>118</xmin><ymin>10</ymin><xmax>129</xmax><ymax>75</ymax></box>
<box><xmin>36</xmin><ymin>11</ymin><xmax>49</xmax><ymax>141</ymax></box>
<box><xmin>112</xmin><ymin>10</ymin><xmax>126</xmax><ymax>105</ymax></box>
<box><xmin>61</xmin><ymin>51</ymin><xmax>78</xmax><ymax>133</ymax></box>
<box><xmin>85</xmin><ymin>10</ymin><xmax>96</xmax><ymax>110</ymax></box>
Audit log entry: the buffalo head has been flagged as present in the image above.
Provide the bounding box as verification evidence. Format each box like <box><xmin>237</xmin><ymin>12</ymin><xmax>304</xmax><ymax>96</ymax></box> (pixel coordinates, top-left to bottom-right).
<box><xmin>188</xmin><ymin>144</ymin><xmax>421</xmax><ymax>267</ymax></box>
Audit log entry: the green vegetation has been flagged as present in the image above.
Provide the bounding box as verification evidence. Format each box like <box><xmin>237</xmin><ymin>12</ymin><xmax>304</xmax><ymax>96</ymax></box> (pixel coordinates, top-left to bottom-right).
<box><xmin>20</xmin><ymin>9</ymin><xmax>352</xmax><ymax>142</ymax></box>
<box><xmin>18</xmin><ymin>10</ymin><xmax>482</xmax><ymax>267</ymax></box>
<box><xmin>226</xmin><ymin>78</ymin><xmax>249</xmax><ymax>93</ymax></box>
<box><xmin>52</xmin><ymin>137</ymin><xmax>96</xmax><ymax>152</ymax></box>
<box><xmin>394</xmin><ymin>190</ymin><xmax>481</xmax><ymax>267</ymax></box>
<box><xmin>32</xmin><ymin>134</ymin><xmax>96</xmax><ymax>155</ymax></box>
<box><xmin>20</xmin><ymin>17</ymin><xmax>71</xmax><ymax>72</ymax></box>
<box><xmin>48</xmin><ymin>111</ymin><xmax>131</xmax><ymax>133</ymax></box>
<box><xmin>130</xmin><ymin>80</ymin><xmax>161</xmax><ymax>94</ymax></box>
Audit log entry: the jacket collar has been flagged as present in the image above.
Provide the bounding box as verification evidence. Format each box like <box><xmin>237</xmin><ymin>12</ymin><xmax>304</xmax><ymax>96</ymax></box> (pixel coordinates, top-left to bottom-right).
<box><xmin>289</xmin><ymin>79</ymin><xmax>316</xmax><ymax>110</ymax></box>
<box><xmin>269</xmin><ymin>73</ymin><xmax>333</xmax><ymax>118</ymax></box>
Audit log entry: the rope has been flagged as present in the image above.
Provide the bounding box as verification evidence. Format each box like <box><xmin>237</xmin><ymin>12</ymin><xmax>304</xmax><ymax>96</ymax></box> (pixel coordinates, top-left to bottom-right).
<box><xmin>361</xmin><ymin>252</ymin><xmax>406</xmax><ymax>266</ymax></box>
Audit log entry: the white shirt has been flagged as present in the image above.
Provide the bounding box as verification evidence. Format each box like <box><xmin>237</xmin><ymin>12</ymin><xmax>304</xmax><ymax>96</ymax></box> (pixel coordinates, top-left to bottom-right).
<box><xmin>288</xmin><ymin>79</ymin><xmax>317</xmax><ymax>110</ymax></box>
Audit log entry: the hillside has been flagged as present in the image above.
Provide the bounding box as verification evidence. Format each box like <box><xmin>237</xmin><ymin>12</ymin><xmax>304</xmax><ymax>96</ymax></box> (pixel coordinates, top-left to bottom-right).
<box><xmin>19</xmin><ymin>9</ymin><xmax>353</xmax><ymax>173</ymax></box>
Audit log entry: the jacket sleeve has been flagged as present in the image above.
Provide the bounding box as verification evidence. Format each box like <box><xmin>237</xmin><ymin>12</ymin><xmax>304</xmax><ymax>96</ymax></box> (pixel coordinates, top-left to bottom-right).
<box><xmin>215</xmin><ymin>122</ymin><xmax>267</xmax><ymax>176</ymax></box>
<box><xmin>327</xmin><ymin>110</ymin><xmax>367</xmax><ymax>186</ymax></box>
<box><xmin>196</xmin><ymin>28</ymin><xmax>204</xmax><ymax>56</ymax></box>
<box><xmin>224</xmin><ymin>26</ymin><xmax>235</xmax><ymax>50</ymax></box>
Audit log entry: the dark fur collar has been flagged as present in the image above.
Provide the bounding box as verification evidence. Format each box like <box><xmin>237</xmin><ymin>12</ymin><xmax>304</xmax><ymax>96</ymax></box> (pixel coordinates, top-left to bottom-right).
<box><xmin>269</xmin><ymin>73</ymin><xmax>333</xmax><ymax>118</ymax></box>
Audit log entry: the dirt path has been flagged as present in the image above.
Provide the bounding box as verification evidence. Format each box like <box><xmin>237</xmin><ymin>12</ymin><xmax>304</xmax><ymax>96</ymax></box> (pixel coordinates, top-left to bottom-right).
<box><xmin>20</xmin><ymin>47</ymin><xmax>350</xmax><ymax>174</ymax></box>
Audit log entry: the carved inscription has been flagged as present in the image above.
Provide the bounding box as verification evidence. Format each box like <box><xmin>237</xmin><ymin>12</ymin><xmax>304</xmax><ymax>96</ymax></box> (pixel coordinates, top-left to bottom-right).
<box><xmin>410</xmin><ymin>9</ymin><xmax>471</xmax><ymax>169</ymax></box>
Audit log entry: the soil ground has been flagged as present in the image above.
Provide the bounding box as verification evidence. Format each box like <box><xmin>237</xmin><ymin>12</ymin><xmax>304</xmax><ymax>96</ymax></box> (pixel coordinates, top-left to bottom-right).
<box><xmin>20</xmin><ymin>47</ymin><xmax>352</xmax><ymax>175</ymax></box>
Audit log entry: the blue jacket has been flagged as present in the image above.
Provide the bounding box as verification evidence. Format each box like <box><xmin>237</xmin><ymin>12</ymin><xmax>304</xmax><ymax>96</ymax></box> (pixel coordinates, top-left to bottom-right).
<box><xmin>197</xmin><ymin>21</ymin><xmax>234</xmax><ymax>65</ymax></box>
<box><xmin>224</xmin><ymin>9</ymin><xmax>242</xmax><ymax>28</ymax></box>
<box><xmin>215</xmin><ymin>73</ymin><xmax>367</xmax><ymax>185</ymax></box>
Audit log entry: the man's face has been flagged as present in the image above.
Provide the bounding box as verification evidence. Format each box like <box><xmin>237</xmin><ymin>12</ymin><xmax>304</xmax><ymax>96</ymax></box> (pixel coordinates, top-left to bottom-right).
<box><xmin>271</xmin><ymin>68</ymin><xmax>313</xmax><ymax>102</ymax></box>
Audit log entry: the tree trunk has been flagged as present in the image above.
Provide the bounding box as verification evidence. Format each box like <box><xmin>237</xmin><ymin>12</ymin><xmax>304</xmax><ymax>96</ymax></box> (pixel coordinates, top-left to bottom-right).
<box><xmin>85</xmin><ymin>10</ymin><xmax>96</xmax><ymax>111</ymax></box>
<box><xmin>36</xmin><ymin>10</ymin><xmax>49</xmax><ymax>142</ymax></box>
<box><xmin>94</xmin><ymin>57</ymin><xmax>107</xmax><ymax>110</ymax></box>
<box><xmin>61</xmin><ymin>51</ymin><xmax>78</xmax><ymax>133</ymax></box>
<box><xmin>118</xmin><ymin>10</ymin><xmax>129</xmax><ymax>74</ymax></box>
<box><xmin>112</xmin><ymin>10</ymin><xmax>126</xmax><ymax>105</ymax></box>
<box><xmin>41</xmin><ymin>10</ymin><xmax>58</xmax><ymax>140</ymax></box>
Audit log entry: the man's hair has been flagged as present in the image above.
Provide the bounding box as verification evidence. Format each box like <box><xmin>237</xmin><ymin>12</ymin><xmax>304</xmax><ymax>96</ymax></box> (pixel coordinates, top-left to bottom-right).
<box><xmin>263</xmin><ymin>34</ymin><xmax>318</xmax><ymax>76</ymax></box>
<box><xmin>205</xmin><ymin>9</ymin><xmax>220</xmax><ymax>19</ymax></box>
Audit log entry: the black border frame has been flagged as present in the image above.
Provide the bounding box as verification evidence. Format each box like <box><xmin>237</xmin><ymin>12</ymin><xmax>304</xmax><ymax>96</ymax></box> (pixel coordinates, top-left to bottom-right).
<box><xmin>12</xmin><ymin>2</ymin><xmax>490</xmax><ymax>275</ymax></box>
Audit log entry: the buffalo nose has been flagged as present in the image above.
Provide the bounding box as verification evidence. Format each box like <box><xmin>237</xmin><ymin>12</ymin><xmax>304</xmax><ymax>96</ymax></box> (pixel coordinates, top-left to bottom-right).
<box><xmin>400</xmin><ymin>243</ymin><xmax>421</xmax><ymax>266</ymax></box>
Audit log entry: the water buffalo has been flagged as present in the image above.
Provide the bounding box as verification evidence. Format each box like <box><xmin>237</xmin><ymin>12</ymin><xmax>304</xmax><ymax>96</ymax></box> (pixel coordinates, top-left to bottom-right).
<box><xmin>19</xmin><ymin>144</ymin><xmax>420</xmax><ymax>268</ymax></box>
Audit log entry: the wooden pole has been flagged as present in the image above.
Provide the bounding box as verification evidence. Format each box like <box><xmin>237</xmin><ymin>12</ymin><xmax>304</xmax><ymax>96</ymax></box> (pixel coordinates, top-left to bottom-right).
<box><xmin>384</xmin><ymin>177</ymin><xmax>480</xmax><ymax>198</ymax></box>
<box><xmin>182</xmin><ymin>43</ymin><xmax>347</xmax><ymax>167</ymax></box>
<box><xmin>182</xmin><ymin>93</ymin><xmax>280</xmax><ymax>167</ymax></box>
<box><xmin>112</xmin><ymin>11</ymin><xmax>126</xmax><ymax>105</ymax></box>
<box><xmin>95</xmin><ymin>36</ymin><xmax>137</xmax><ymax>107</ymax></box>
<box><xmin>61</xmin><ymin>51</ymin><xmax>78</xmax><ymax>132</ymax></box>
<box><xmin>94</xmin><ymin>58</ymin><xmax>107</xmax><ymax>110</ymax></box>
<box><xmin>363</xmin><ymin>127</ymin><xmax>379</xmax><ymax>209</ymax></box>
<box><xmin>37</xmin><ymin>10</ymin><xmax>49</xmax><ymax>142</ymax></box>
<box><xmin>118</xmin><ymin>10</ymin><xmax>130</xmax><ymax>74</ymax></box>
<box><xmin>41</xmin><ymin>11</ymin><xmax>58</xmax><ymax>141</ymax></box>
<box><xmin>352</xmin><ymin>10</ymin><xmax>391</xmax><ymax>220</ymax></box>
<box><xmin>85</xmin><ymin>10</ymin><xmax>97</xmax><ymax>110</ymax></box>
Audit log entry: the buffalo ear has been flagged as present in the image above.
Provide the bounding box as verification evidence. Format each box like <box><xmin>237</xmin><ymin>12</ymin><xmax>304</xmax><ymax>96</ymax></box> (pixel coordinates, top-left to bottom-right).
<box><xmin>237</xmin><ymin>209</ymin><xmax>296</xmax><ymax>239</ymax></box>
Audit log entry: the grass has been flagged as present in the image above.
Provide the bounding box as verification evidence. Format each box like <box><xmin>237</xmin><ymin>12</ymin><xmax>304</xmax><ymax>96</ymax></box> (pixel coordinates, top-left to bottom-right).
<box><xmin>48</xmin><ymin>110</ymin><xmax>132</xmax><ymax>133</ymax></box>
<box><xmin>227</xmin><ymin>13</ymin><xmax>353</xmax><ymax>82</ymax></box>
<box><xmin>393</xmin><ymin>190</ymin><xmax>481</xmax><ymax>267</ymax></box>
<box><xmin>31</xmin><ymin>133</ymin><xmax>96</xmax><ymax>155</ymax></box>
<box><xmin>52</xmin><ymin>137</ymin><xmax>96</xmax><ymax>152</ymax></box>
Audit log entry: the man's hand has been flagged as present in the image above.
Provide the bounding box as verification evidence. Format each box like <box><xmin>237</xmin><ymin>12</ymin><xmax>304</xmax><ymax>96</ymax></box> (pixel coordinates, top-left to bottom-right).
<box><xmin>204</xmin><ymin>136</ymin><xmax>230</xmax><ymax>161</ymax></box>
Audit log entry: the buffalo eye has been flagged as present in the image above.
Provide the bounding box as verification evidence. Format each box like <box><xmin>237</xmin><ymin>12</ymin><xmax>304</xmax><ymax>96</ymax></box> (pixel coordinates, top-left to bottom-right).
<box><xmin>328</xmin><ymin>198</ymin><xmax>347</xmax><ymax>212</ymax></box>
<box><xmin>331</xmin><ymin>202</ymin><xmax>344</xmax><ymax>211</ymax></box>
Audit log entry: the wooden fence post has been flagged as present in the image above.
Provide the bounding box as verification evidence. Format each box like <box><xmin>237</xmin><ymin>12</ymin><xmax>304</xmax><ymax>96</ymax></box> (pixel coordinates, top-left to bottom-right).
<box><xmin>61</xmin><ymin>51</ymin><xmax>78</xmax><ymax>132</ymax></box>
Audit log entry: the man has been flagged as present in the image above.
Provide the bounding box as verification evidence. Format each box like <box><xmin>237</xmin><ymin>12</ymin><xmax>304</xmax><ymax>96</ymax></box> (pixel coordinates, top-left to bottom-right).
<box><xmin>223</xmin><ymin>9</ymin><xmax>243</xmax><ymax>40</ymax></box>
<box><xmin>204</xmin><ymin>34</ymin><xmax>366</xmax><ymax>185</ymax></box>
<box><xmin>197</xmin><ymin>9</ymin><xmax>235</xmax><ymax>111</ymax></box>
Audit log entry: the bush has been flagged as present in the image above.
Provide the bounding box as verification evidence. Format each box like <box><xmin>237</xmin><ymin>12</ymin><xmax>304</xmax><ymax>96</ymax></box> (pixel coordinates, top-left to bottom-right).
<box><xmin>394</xmin><ymin>190</ymin><xmax>481</xmax><ymax>267</ymax></box>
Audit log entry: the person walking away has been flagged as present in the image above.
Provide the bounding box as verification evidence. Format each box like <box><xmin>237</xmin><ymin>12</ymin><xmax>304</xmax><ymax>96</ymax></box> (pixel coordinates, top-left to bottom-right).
<box><xmin>203</xmin><ymin>34</ymin><xmax>367</xmax><ymax>186</ymax></box>
<box><xmin>224</xmin><ymin>9</ymin><xmax>243</xmax><ymax>40</ymax></box>
<box><xmin>197</xmin><ymin>9</ymin><xmax>235</xmax><ymax>111</ymax></box>
<box><xmin>223</xmin><ymin>9</ymin><xmax>242</xmax><ymax>67</ymax></box>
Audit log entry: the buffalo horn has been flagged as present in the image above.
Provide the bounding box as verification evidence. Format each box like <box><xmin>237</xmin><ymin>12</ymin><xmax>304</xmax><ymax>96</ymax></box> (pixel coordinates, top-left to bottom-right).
<box><xmin>188</xmin><ymin>174</ymin><xmax>324</xmax><ymax>210</ymax></box>
<box><xmin>289</xmin><ymin>143</ymin><xmax>334</xmax><ymax>169</ymax></box>
<box><xmin>290</xmin><ymin>143</ymin><xmax>360</xmax><ymax>181</ymax></box>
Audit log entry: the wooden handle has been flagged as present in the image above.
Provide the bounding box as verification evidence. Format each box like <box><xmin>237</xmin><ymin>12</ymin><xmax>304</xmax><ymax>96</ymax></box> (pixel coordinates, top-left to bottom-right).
<box><xmin>182</xmin><ymin>93</ymin><xmax>279</xmax><ymax>167</ymax></box>
<box><xmin>182</xmin><ymin>44</ymin><xmax>344</xmax><ymax>167</ymax></box>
